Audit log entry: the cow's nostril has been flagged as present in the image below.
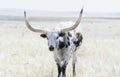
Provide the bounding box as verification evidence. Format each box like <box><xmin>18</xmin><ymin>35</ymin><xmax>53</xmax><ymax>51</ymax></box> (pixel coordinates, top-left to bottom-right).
<box><xmin>49</xmin><ymin>46</ymin><xmax>54</xmax><ymax>51</ymax></box>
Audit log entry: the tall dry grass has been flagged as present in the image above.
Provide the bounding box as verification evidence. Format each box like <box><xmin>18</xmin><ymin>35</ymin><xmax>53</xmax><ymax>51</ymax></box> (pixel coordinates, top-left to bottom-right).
<box><xmin>0</xmin><ymin>20</ymin><xmax>120</xmax><ymax>77</ymax></box>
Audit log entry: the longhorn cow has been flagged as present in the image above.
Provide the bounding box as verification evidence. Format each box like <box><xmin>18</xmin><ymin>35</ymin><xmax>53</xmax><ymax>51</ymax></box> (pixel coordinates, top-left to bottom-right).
<box><xmin>24</xmin><ymin>8</ymin><xmax>83</xmax><ymax>77</ymax></box>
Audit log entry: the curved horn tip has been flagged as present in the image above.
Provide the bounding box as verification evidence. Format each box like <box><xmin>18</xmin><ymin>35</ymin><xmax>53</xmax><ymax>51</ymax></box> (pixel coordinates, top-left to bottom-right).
<box><xmin>80</xmin><ymin>8</ymin><xmax>83</xmax><ymax>14</ymax></box>
<box><xmin>24</xmin><ymin>11</ymin><xmax>26</xmax><ymax>17</ymax></box>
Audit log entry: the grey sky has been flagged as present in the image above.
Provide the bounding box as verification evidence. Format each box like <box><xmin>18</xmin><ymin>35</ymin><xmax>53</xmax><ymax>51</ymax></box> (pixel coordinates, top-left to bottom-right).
<box><xmin>0</xmin><ymin>0</ymin><xmax>120</xmax><ymax>13</ymax></box>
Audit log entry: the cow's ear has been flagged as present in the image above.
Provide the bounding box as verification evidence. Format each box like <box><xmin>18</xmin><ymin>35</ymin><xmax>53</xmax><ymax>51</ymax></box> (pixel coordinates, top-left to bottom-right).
<box><xmin>40</xmin><ymin>34</ymin><xmax>47</xmax><ymax>38</ymax></box>
<box><xmin>59</xmin><ymin>32</ymin><xmax>65</xmax><ymax>37</ymax></box>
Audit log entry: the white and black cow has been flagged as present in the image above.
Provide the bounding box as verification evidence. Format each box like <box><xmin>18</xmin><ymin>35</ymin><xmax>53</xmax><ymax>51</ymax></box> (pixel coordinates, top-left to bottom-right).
<box><xmin>24</xmin><ymin>8</ymin><xmax>83</xmax><ymax>77</ymax></box>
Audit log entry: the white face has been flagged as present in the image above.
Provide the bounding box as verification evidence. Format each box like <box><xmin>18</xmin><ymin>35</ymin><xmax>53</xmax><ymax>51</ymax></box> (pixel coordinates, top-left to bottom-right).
<box><xmin>47</xmin><ymin>32</ymin><xmax>59</xmax><ymax>51</ymax></box>
<box><xmin>40</xmin><ymin>31</ymin><xmax>59</xmax><ymax>51</ymax></box>
<box><xmin>40</xmin><ymin>31</ymin><xmax>65</xmax><ymax>51</ymax></box>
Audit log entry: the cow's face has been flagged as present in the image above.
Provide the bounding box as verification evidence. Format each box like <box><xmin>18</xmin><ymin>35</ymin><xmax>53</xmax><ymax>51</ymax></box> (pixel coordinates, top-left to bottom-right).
<box><xmin>24</xmin><ymin>8</ymin><xmax>83</xmax><ymax>51</ymax></box>
<box><xmin>40</xmin><ymin>31</ymin><xmax>65</xmax><ymax>51</ymax></box>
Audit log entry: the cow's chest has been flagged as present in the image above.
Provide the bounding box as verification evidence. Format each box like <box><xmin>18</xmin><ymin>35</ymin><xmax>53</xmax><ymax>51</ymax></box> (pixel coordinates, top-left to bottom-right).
<box><xmin>54</xmin><ymin>48</ymin><xmax>72</xmax><ymax>62</ymax></box>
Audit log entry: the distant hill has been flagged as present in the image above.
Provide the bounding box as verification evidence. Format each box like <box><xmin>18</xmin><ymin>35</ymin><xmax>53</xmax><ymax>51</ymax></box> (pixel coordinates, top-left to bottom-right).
<box><xmin>0</xmin><ymin>8</ymin><xmax>120</xmax><ymax>18</ymax></box>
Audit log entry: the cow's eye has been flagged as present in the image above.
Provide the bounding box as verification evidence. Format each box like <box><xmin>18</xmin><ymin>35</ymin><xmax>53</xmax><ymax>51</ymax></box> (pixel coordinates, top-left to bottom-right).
<box><xmin>56</xmin><ymin>36</ymin><xmax>59</xmax><ymax>39</ymax></box>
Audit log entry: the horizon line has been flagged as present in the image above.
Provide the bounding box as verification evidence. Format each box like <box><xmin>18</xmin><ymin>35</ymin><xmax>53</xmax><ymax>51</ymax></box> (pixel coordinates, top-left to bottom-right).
<box><xmin>0</xmin><ymin>8</ymin><xmax>120</xmax><ymax>14</ymax></box>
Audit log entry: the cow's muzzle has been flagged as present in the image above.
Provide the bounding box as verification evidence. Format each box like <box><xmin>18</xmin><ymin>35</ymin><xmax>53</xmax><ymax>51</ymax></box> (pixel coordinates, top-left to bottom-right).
<box><xmin>49</xmin><ymin>46</ymin><xmax>54</xmax><ymax>51</ymax></box>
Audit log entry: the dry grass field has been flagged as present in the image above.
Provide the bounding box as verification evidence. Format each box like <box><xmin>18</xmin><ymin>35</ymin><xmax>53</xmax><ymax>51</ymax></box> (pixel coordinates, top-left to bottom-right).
<box><xmin>0</xmin><ymin>17</ymin><xmax>120</xmax><ymax>77</ymax></box>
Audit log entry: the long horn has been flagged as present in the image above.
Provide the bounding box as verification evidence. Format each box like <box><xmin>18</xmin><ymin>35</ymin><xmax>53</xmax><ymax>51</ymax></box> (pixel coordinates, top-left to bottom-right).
<box><xmin>24</xmin><ymin>11</ymin><xmax>46</xmax><ymax>33</ymax></box>
<box><xmin>61</xmin><ymin>8</ymin><xmax>83</xmax><ymax>32</ymax></box>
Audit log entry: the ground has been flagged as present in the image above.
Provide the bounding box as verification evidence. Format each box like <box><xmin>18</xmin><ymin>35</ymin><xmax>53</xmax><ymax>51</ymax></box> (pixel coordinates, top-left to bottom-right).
<box><xmin>0</xmin><ymin>18</ymin><xmax>120</xmax><ymax>77</ymax></box>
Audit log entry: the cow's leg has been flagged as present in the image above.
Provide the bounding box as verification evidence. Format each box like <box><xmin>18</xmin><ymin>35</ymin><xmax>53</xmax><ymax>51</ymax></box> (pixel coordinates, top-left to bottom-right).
<box><xmin>72</xmin><ymin>52</ymin><xmax>77</xmax><ymax>77</ymax></box>
<box><xmin>57</xmin><ymin>63</ymin><xmax>62</xmax><ymax>77</ymax></box>
<box><xmin>61</xmin><ymin>51</ymin><xmax>72</xmax><ymax>77</ymax></box>
<box><xmin>62</xmin><ymin>63</ymin><xmax>67</xmax><ymax>77</ymax></box>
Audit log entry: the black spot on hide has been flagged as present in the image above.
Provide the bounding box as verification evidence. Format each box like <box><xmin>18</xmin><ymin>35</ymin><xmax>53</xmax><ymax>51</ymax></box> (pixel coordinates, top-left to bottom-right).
<box><xmin>73</xmin><ymin>40</ymin><xmax>80</xmax><ymax>47</ymax></box>
<box><xmin>59</xmin><ymin>41</ymin><xmax>65</xmax><ymax>49</ymax></box>
<box><xmin>67</xmin><ymin>37</ymin><xmax>69</xmax><ymax>40</ymax></box>
<box><xmin>68</xmin><ymin>32</ymin><xmax>72</xmax><ymax>37</ymax></box>
<box><xmin>74</xmin><ymin>33</ymin><xmax>83</xmax><ymax>47</ymax></box>
<box><xmin>68</xmin><ymin>41</ymin><xmax>70</xmax><ymax>46</ymax></box>
<box><xmin>73</xmin><ymin>38</ymin><xmax>82</xmax><ymax>47</ymax></box>
<box><xmin>76</xmin><ymin>32</ymin><xmax>83</xmax><ymax>40</ymax></box>
<box><xmin>59</xmin><ymin>32</ymin><xmax>65</xmax><ymax>37</ymax></box>
<box><xmin>66</xmin><ymin>45</ymin><xmax>68</xmax><ymax>48</ymax></box>
<box><xmin>65</xmin><ymin>41</ymin><xmax>70</xmax><ymax>48</ymax></box>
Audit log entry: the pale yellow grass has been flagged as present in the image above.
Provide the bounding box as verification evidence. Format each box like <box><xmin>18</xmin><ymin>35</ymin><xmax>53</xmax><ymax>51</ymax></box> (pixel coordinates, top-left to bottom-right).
<box><xmin>0</xmin><ymin>20</ymin><xmax>120</xmax><ymax>77</ymax></box>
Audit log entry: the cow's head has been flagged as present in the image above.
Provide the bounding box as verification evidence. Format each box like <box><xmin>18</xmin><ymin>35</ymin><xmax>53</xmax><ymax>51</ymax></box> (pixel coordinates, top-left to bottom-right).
<box><xmin>40</xmin><ymin>31</ymin><xmax>66</xmax><ymax>51</ymax></box>
<box><xmin>24</xmin><ymin>8</ymin><xmax>83</xmax><ymax>51</ymax></box>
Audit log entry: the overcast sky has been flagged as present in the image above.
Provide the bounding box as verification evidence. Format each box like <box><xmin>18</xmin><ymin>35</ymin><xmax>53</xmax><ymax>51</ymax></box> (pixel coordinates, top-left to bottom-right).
<box><xmin>0</xmin><ymin>0</ymin><xmax>120</xmax><ymax>13</ymax></box>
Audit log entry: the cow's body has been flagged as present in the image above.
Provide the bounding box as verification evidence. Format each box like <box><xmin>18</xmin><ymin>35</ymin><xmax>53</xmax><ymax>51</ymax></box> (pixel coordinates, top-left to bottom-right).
<box><xmin>54</xmin><ymin>31</ymin><xmax>83</xmax><ymax>77</ymax></box>
<box><xmin>24</xmin><ymin>8</ymin><xmax>83</xmax><ymax>77</ymax></box>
